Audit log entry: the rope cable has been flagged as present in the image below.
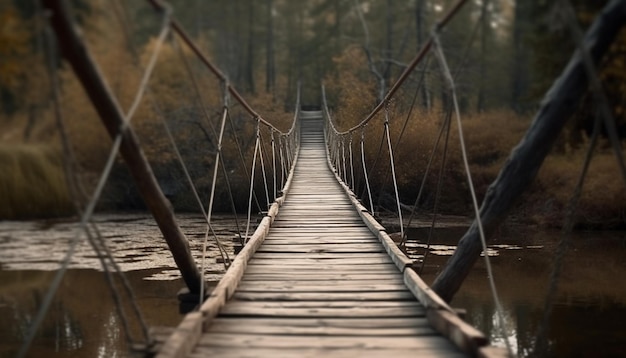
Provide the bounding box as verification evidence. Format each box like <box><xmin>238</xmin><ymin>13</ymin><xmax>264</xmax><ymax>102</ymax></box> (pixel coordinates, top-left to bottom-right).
<box><xmin>418</xmin><ymin>109</ymin><xmax>452</xmax><ymax>274</ymax></box>
<box><xmin>199</xmin><ymin>103</ymin><xmax>232</xmax><ymax>305</ymax></box>
<box><xmin>244</xmin><ymin>120</ymin><xmax>262</xmax><ymax>245</ymax></box>
<box><xmin>558</xmin><ymin>0</ymin><xmax>626</xmax><ymax>184</ymax></box>
<box><xmin>360</xmin><ymin>129</ymin><xmax>375</xmax><ymax>213</ymax></box>
<box><xmin>534</xmin><ymin>1</ymin><xmax>626</xmax><ymax>353</ymax></box>
<box><xmin>259</xmin><ymin>132</ymin><xmax>271</xmax><ymax>210</ymax></box>
<box><xmin>18</xmin><ymin>7</ymin><xmax>171</xmax><ymax>358</ymax></box>
<box><xmin>383</xmin><ymin>104</ymin><xmax>405</xmax><ymax>242</ymax></box>
<box><xmin>44</xmin><ymin>20</ymin><xmax>150</xmax><ymax>348</ymax></box>
<box><xmin>432</xmin><ymin>32</ymin><xmax>513</xmax><ymax>356</ymax></box>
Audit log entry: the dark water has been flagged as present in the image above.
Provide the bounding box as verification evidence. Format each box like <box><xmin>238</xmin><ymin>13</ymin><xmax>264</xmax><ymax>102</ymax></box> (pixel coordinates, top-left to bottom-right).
<box><xmin>1</xmin><ymin>215</ymin><xmax>625</xmax><ymax>357</ymax></box>
<box><xmin>407</xmin><ymin>225</ymin><xmax>626</xmax><ymax>357</ymax></box>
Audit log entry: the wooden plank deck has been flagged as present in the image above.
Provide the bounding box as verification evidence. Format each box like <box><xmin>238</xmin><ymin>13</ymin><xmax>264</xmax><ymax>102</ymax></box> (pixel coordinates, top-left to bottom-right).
<box><xmin>152</xmin><ymin>111</ymin><xmax>503</xmax><ymax>358</ymax></box>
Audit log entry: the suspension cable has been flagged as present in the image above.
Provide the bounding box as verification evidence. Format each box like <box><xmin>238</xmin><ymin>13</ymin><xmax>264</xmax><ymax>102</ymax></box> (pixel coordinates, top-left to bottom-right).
<box><xmin>18</xmin><ymin>6</ymin><xmax>171</xmax><ymax>358</ymax></box>
<box><xmin>259</xmin><ymin>133</ymin><xmax>271</xmax><ymax>210</ymax></box>
<box><xmin>271</xmin><ymin>130</ymin><xmax>277</xmax><ymax>200</ymax></box>
<box><xmin>360</xmin><ymin>129</ymin><xmax>375</xmax><ymax>213</ymax></box>
<box><xmin>418</xmin><ymin>110</ymin><xmax>452</xmax><ymax>273</ymax></box>
<box><xmin>432</xmin><ymin>31</ymin><xmax>513</xmax><ymax>356</ymax></box>
<box><xmin>383</xmin><ymin>103</ymin><xmax>405</xmax><ymax>242</ymax></box>
<box><xmin>199</xmin><ymin>99</ymin><xmax>233</xmax><ymax>305</ymax></box>
<box><xmin>44</xmin><ymin>19</ymin><xmax>151</xmax><ymax>348</ymax></box>
<box><xmin>244</xmin><ymin>119</ymin><xmax>262</xmax><ymax>245</ymax></box>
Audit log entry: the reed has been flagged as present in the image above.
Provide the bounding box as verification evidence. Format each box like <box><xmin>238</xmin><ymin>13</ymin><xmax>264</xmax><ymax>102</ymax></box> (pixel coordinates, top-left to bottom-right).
<box><xmin>0</xmin><ymin>144</ymin><xmax>74</xmax><ymax>219</ymax></box>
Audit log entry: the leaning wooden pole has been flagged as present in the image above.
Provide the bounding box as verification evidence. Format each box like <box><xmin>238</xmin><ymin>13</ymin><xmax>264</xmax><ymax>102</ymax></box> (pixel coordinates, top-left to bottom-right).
<box><xmin>42</xmin><ymin>0</ymin><xmax>202</xmax><ymax>294</ymax></box>
<box><xmin>431</xmin><ymin>0</ymin><xmax>626</xmax><ymax>303</ymax></box>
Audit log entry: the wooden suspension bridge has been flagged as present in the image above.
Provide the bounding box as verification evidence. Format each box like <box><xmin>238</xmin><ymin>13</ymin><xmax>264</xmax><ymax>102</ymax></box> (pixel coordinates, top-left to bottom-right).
<box><xmin>30</xmin><ymin>0</ymin><xmax>626</xmax><ymax>357</ymax></box>
<box><xmin>149</xmin><ymin>111</ymin><xmax>505</xmax><ymax>357</ymax></box>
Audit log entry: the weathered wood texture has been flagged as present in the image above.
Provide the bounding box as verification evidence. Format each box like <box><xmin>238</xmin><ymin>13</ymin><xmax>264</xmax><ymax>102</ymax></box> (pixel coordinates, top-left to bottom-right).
<box><xmin>154</xmin><ymin>112</ymin><xmax>502</xmax><ymax>357</ymax></box>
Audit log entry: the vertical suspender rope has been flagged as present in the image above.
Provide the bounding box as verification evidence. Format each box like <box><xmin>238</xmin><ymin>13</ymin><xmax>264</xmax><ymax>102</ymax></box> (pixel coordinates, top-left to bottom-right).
<box><xmin>349</xmin><ymin>134</ymin><xmax>355</xmax><ymax>190</ymax></box>
<box><xmin>278</xmin><ymin>136</ymin><xmax>286</xmax><ymax>190</ymax></box>
<box><xmin>271</xmin><ymin>130</ymin><xmax>277</xmax><ymax>200</ymax></box>
<box><xmin>259</xmin><ymin>133</ymin><xmax>271</xmax><ymax>210</ymax></box>
<box><xmin>432</xmin><ymin>32</ymin><xmax>513</xmax><ymax>356</ymax></box>
<box><xmin>245</xmin><ymin>119</ymin><xmax>262</xmax><ymax>245</ymax></box>
<box><xmin>342</xmin><ymin>137</ymin><xmax>348</xmax><ymax>184</ymax></box>
<box><xmin>383</xmin><ymin>103</ymin><xmax>405</xmax><ymax>242</ymax></box>
<box><xmin>360</xmin><ymin>129</ymin><xmax>375</xmax><ymax>214</ymax></box>
<box><xmin>200</xmin><ymin>96</ymin><xmax>232</xmax><ymax>305</ymax></box>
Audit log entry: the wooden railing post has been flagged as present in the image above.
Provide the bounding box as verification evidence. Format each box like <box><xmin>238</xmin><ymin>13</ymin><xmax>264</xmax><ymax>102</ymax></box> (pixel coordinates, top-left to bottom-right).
<box><xmin>42</xmin><ymin>0</ymin><xmax>202</xmax><ymax>293</ymax></box>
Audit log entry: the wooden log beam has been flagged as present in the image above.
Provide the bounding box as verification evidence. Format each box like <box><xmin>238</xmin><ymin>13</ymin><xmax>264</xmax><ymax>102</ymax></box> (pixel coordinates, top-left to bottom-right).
<box><xmin>431</xmin><ymin>0</ymin><xmax>626</xmax><ymax>302</ymax></box>
<box><xmin>42</xmin><ymin>0</ymin><xmax>202</xmax><ymax>293</ymax></box>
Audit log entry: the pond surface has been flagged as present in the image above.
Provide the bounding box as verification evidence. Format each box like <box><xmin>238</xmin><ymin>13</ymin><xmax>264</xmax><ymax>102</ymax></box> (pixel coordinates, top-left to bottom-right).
<box><xmin>1</xmin><ymin>214</ymin><xmax>625</xmax><ymax>357</ymax></box>
<box><xmin>406</xmin><ymin>224</ymin><xmax>626</xmax><ymax>357</ymax></box>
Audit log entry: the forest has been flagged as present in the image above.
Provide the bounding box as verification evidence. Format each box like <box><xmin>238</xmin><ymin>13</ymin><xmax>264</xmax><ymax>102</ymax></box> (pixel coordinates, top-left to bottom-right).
<box><xmin>0</xmin><ymin>0</ymin><xmax>624</xmax><ymax>228</ymax></box>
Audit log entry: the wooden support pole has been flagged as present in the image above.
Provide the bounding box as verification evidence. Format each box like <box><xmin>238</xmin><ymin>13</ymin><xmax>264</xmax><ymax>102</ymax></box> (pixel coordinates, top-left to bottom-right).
<box><xmin>42</xmin><ymin>0</ymin><xmax>202</xmax><ymax>293</ymax></box>
<box><xmin>431</xmin><ymin>0</ymin><xmax>626</xmax><ymax>303</ymax></box>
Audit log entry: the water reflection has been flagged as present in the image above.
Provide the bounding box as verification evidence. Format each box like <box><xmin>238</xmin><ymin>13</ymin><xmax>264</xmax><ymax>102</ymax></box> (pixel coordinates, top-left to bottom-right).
<box><xmin>0</xmin><ymin>269</ymin><xmax>183</xmax><ymax>357</ymax></box>
<box><xmin>410</xmin><ymin>226</ymin><xmax>626</xmax><ymax>357</ymax></box>
<box><xmin>1</xmin><ymin>216</ymin><xmax>625</xmax><ymax>357</ymax></box>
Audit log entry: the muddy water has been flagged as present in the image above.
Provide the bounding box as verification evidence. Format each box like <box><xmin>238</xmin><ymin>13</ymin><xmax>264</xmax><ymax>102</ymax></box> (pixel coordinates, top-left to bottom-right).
<box><xmin>1</xmin><ymin>215</ymin><xmax>625</xmax><ymax>357</ymax></box>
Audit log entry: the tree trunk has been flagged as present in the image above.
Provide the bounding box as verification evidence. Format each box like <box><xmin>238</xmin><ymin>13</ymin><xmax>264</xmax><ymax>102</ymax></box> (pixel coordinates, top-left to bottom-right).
<box><xmin>265</xmin><ymin>0</ymin><xmax>275</xmax><ymax>94</ymax></box>
<box><xmin>415</xmin><ymin>0</ymin><xmax>430</xmax><ymax>110</ymax></box>
<box><xmin>431</xmin><ymin>0</ymin><xmax>626</xmax><ymax>303</ymax></box>
<box><xmin>245</xmin><ymin>0</ymin><xmax>255</xmax><ymax>93</ymax></box>
<box><xmin>476</xmin><ymin>0</ymin><xmax>489</xmax><ymax>113</ymax></box>
<box><xmin>42</xmin><ymin>0</ymin><xmax>203</xmax><ymax>294</ymax></box>
<box><xmin>510</xmin><ymin>0</ymin><xmax>530</xmax><ymax>112</ymax></box>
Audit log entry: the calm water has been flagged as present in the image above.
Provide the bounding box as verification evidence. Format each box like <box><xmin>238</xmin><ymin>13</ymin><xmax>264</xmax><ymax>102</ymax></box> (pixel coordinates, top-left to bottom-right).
<box><xmin>1</xmin><ymin>214</ymin><xmax>625</xmax><ymax>357</ymax></box>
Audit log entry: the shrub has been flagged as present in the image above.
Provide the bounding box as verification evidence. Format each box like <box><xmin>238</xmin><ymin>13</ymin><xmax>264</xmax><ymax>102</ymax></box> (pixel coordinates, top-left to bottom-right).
<box><xmin>0</xmin><ymin>144</ymin><xmax>74</xmax><ymax>219</ymax></box>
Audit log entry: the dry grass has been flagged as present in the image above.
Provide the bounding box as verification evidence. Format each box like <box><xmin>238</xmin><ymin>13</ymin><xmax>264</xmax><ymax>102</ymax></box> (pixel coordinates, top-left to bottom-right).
<box><xmin>0</xmin><ymin>144</ymin><xmax>74</xmax><ymax>219</ymax></box>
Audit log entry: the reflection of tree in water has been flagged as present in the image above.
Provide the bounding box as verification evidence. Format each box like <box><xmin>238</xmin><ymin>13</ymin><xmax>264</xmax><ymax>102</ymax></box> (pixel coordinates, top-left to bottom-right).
<box><xmin>12</xmin><ymin>290</ymin><xmax>84</xmax><ymax>353</ymax></box>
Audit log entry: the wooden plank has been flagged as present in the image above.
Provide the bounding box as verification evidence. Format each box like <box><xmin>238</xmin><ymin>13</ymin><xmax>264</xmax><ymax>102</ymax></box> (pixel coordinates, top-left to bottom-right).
<box><xmin>189</xmin><ymin>347</ymin><xmax>465</xmax><ymax>358</ymax></box>
<box><xmin>154</xmin><ymin>312</ymin><xmax>203</xmax><ymax>358</ymax></box>
<box><xmin>195</xmin><ymin>333</ymin><xmax>459</xmax><ymax>350</ymax></box>
<box><xmin>220</xmin><ymin>300</ymin><xmax>423</xmax><ymax>310</ymax></box>
<box><xmin>403</xmin><ymin>268</ymin><xmax>454</xmax><ymax>311</ymax></box>
<box><xmin>243</xmin><ymin>264</ymin><xmax>401</xmax><ymax>273</ymax></box>
<box><xmin>254</xmin><ymin>247</ymin><xmax>385</xmax><ymax>254</ymax></box>
<box><xmin>208</xmin><ymin>317</ymin><xmax>428</xmax><ymax>329</ymax></box>
<box><xmin>242</xmin><ymin>273</ymin><xmax>405</xmax><ymax>281</ymax></box>
<box><xmin>218</xmin><ymin>301</ymin><xmax>426</xmax><ymax>318</ymax></box>
<box><xmin>237</xmin><ymin>277</ymin><xmax>405</xmax><ymax>285</ymax></box>
<box><xmin>247</xmin><ymin>257</ymin><xmax>393</xmax><ymax>265</ymax></box>
<box><xmin>206</xmin><ymin>318</ymin><xmax>435</xmax><ymax>336</ymax></box>
<box><xmin>426</xmin><ymin>309</ymin><xmax>488</xmax><ymax>355</ymax></box>
<box><xmin>232</xmin><ymin>291</ymin><xmax>416</xmax><ymax>301</ymax></box>
<box><xmin>235</xmin><ymin>282</ymin><xmax>410</xmax><ymax>293</ymax></box>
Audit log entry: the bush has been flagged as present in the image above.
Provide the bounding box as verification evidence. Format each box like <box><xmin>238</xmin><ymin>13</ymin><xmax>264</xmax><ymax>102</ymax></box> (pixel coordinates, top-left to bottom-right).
<box><xmin>0</xmin><ymin>144</ymin><xmax>74</xmax><ymax>219</ymax></box>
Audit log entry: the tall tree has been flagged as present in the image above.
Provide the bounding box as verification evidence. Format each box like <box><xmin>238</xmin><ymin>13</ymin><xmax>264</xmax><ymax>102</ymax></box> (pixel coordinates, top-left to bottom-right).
<box><xmin>265</xmin><ymin>0</ymin><xmax>275</xmax><ymax>94</ymax></box>
<box><xmin>510</xmin><ymin>0</ymin><xmax>531</xmax><ymax>112</ymax></box>
<box><xmin>476</xmin><ymin>0</ymin><xmax>491</xmax><ymax>112</ymax></box>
